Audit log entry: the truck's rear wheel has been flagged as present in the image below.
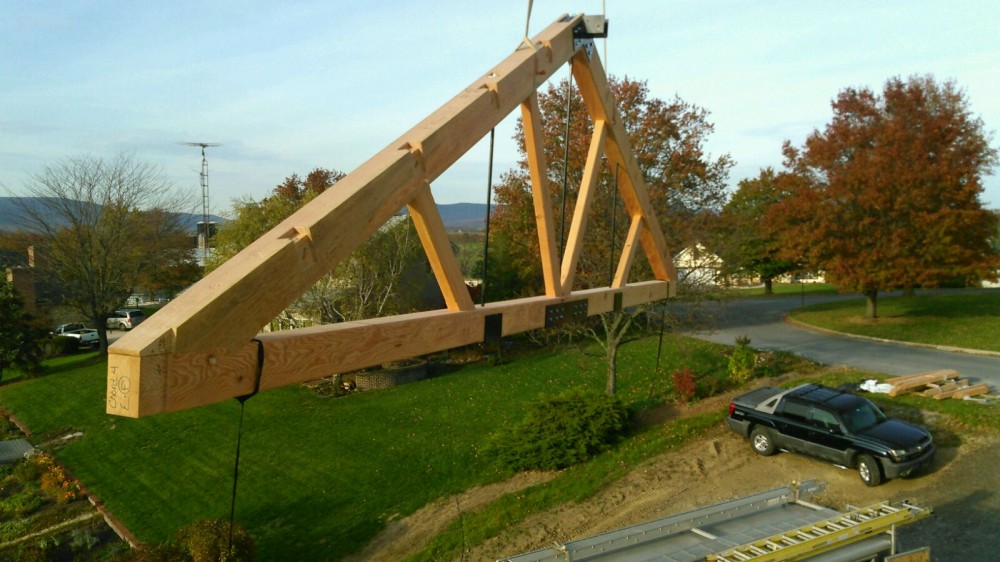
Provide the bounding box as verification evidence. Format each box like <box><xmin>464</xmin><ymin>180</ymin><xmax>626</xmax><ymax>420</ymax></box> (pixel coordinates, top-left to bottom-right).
<box><xmin>750</xmin><ymin>427</ymin><xmax>776</xmax><ymax>456</ymax></box>
<box><xmin>858</xmin><ymin>455</ymin><xmax>883</xmax><ymax>486</ymax></box>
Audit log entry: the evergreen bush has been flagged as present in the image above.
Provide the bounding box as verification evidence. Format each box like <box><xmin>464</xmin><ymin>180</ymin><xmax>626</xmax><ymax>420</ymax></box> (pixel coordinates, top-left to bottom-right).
<box><xmin>485</xmin><ymin>387</ymin><xmax>632</xmax><ymax>472</ymax></box>
<box><xmin>728</xmin><ymin>335</ymin><xmax>756</xmax><ymax>385</ymax></box>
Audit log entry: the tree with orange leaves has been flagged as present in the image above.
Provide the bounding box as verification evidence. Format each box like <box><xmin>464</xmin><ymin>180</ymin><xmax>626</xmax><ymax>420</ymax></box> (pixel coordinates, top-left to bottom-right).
<box><xmin>487</xmin><ymin>77</ymin><xmax>732</xmax><ymax>299</ymax></box>
<box><xmin>773</xmin><ymin>75</ymin><xmax>998</xmax><ymax>318</ymax></box>
<box><xmin>486</xmin><ymin>77</ymin><xmax>732</xmax><ymax>395</ymax></box>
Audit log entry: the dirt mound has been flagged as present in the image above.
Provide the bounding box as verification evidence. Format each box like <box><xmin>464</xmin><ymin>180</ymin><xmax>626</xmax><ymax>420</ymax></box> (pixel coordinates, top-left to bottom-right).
<box><xmin>354</xmin><ymin>387</ymin><xmax>1000</xmax><ymax>561</ymax></box>
<box><xmin>344</xmin><ymin>471</ymin><xmax>556</xmax><ymax>562</ymax></box>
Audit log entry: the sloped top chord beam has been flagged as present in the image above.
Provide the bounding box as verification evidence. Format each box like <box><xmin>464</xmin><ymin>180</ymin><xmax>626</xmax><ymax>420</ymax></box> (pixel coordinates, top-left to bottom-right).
<box><xmin>107</xmin><ymin>14</ymin><xmax>676</xmax><ymax>418</ymax></box>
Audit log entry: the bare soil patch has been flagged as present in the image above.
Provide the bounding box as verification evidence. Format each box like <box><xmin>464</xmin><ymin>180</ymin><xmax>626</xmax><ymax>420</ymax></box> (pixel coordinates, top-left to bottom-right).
<box><xmin>356</xmin><ymin>391</ymin><xmax>1000</xmax><ymax>561</ymax></box>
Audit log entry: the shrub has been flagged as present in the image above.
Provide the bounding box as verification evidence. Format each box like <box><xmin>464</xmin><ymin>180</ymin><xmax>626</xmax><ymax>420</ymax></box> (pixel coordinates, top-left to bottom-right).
<box><xmin>0</xmin><ymin>417</ymin><xmax>22</xmax><ymax>440</ymax></box>
<box><xmin>728</xmin><ymin>335</ymin><xmax>756</xmax><ymax>385</ymax></box>
<box><xmin>0</xmin><ymin>519</ymin><xmax>28</xmax><ymax>542</ymax></box>
<box><xmin>0</xmin><ymin>489</ymin><xmax>45</xmax><ymax>517</ymax></box>
<box><xmin>69</xmin><ymin>528</ymin><xmax>101</xmax><ymax>553</ymax></box>
<box><xmin>670</xmin><ymin>368</ymin><xmax>697</xmax><ymax>403</ymax></box>
<box><xmin>12</xmin><ymin>458</ymin><xmax>43</xmax><ymax>485</ymax></box>
<box><xmin>12</xmin><ymin>544</ymin><xmax>48</xmax><ymax>562</ymax></box>
<box><xmin>40</xmin><ymin>335</ymin><xmax>80</xmax><ymax>358</ymax></box>
<box><xmin>0</xmin><ymin>474</ymin><xmax>18</xmax><ymax>497</ymax></box>
<box><xmin>485</xmin><ymin>387</ymin><xmax>632</xmax><ymax>472</ymax></box>
<box><xmin>174</xmin><ymin>519</ymin><xmax>254</xmax><ymax>562</ymax></box>
<box><xmin>31</xmin><ymin>452</ymin><xmax>82</xmax><ymax>504</ymax></box>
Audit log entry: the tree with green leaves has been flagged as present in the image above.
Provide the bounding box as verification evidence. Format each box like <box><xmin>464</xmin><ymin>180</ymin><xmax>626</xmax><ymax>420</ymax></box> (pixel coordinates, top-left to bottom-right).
<box><xmin>0</xmin><ymin>279</ymin><xmax>43</xmax><ymax>382</ymax></box>
<box><xmin>715</xmin><ymin>168</ymin><xmax>800</xmax><ymax>293</ymax></box>
<box><xmin>12</xmin><ymin>154</ymin><xmax>195</xmax><ymax>352</ymax></box>
<box><xmin>211</xmin><ymin>167</ymin><xmax>429</xmax><ymax>327</ymax></box>
<box><xmin>489</xmin><ymin>77</ymin><xmax>733</xmax><ymax>297</ymax></box>
<box><xmin>773</xmin><ymin>75</ymin><xmax>998</xmax><ymax>318</ymax></box>
<box><xmin>488</xmin><ymin>76</ymin><xmax>732</xmax><ymax>393</ymax></box>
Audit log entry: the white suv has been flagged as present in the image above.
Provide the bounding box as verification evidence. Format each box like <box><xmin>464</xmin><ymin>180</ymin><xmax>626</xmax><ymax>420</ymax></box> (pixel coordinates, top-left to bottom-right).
<box><xmin>107</xmin><ymin>309</ymin><xmax>146</xmax><ymax>330</ymax></box>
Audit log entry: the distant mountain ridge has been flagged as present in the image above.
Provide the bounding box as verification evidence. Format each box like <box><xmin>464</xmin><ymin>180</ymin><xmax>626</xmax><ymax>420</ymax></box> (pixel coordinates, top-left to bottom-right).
<box><xmin>0</xmin><ymin>197</ymin><xmax>489</xmax><ymax>233</ymax></box>
<box><xmin>422</xmin><ymin>202</ymin><xmax>488</xmax><ymax>231</ymax></box>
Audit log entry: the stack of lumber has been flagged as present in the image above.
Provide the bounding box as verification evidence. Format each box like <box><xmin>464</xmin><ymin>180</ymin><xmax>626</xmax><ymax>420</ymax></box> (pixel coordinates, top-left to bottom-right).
<box><xmin>883</xmin><ymin>369</ymin><xmax>991</xmax><ymax>400</ymax></box>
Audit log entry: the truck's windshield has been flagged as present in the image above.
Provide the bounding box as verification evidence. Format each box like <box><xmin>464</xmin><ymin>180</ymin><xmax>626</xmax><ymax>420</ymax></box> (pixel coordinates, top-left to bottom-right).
<box><xmin>841</xmin><ymin>401</ymin><xmax>887</xmax><ymax>433</ymax></box>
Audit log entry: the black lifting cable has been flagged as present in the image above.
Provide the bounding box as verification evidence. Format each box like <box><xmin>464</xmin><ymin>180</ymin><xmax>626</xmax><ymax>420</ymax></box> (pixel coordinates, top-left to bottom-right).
<box><xmin>227</xmin><ymin>338</ymin><xmax>264</xmax><ymax>554</ymax></box>
<box><xmin>559</xmin><ymin>63</ymin><xmax>574</xmax><ymax>254</ymax></box>
<box><xmin>482</xmin><ymin>128</ymin><xmax>504</xmax><ymax>366</ymax></box>
<box><xmin>481</xmin><ymin>128</ymin><xmax>495</xmax><ymax>307</ymax></box>
<box><xmin>607</xmin><ymin>163</ymin><xmax>619</xmax><ymax>287</ymax></box>
<box><xmin>654</xmin><ymin>300</ymin><xmax>668</xmax><ymax>376</ymax></box>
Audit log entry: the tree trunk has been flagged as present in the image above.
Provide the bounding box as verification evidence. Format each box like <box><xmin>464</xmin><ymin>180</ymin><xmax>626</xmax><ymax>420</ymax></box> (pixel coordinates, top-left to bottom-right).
<box><xmin>93</xmin><ymin>314</ymin><xmax>110</xmax><ymax>355</ymax></box>
<box><xmin>591</xmin><ymin>310</ymin><xmax>635</xmax><ymax>396</ymax></box>
<box><xmin>864</xmin><ymin>287</ymin><xmax>879</xmax><ymax>319</ymax></box>
<box><xmin>763</xmin><ymin>277</ymin><xmax>773</xmax><ymax>295</ymax></box>
<box><xmin>606</xmin><ymin>344</ymin><xmax>618</xmax><ymax>395</ymax></box>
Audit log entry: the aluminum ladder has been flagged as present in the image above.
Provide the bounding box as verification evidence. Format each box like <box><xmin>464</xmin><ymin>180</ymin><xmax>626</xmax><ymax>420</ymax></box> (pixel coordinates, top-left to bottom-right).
<box><xmin>707</xmin><ymin>500</ymin><xmax>932</xmax><ymax>562</ymax></box>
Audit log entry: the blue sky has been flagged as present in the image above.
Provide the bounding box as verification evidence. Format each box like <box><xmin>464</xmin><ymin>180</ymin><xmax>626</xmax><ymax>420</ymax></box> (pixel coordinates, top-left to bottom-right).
<box><xmin>3</xmin><ymin>1</ymin><xmax>998</xmax><ymax>215</ymax></box>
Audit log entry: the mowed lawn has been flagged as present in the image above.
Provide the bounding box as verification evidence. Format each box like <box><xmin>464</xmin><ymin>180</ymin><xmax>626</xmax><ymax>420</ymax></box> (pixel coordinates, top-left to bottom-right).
<box><xmin>789</xmin><ymin>290</ymin><xmax>1000</xmax><ymax>352</ymax></box>
<box><xmin>0</xmin><ymin>334</ymin><xmax>729</xmax><ymax>560</ymax></box>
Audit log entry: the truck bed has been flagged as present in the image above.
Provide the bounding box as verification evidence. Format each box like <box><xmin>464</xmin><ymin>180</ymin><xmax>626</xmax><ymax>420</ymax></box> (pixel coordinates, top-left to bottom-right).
<box><xmin>731</xmin><ymin>386</ymin><xmax>782</xmax><ymax>409</ymax></box>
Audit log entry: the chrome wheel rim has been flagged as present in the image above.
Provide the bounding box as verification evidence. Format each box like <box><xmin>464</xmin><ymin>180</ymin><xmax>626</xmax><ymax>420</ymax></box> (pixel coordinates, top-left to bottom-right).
<box><xmin>859</xmin><ymin>462</ymin><xmax>871</xmax><ymax>481</ymax></box>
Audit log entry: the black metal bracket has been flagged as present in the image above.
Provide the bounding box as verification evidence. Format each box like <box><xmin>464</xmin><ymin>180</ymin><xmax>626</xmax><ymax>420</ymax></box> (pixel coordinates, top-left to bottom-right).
<box><xmin>573</xmin><ymin>15</ymin><xmax>609</xmax><ymax>58</ymax></box>
<box><xmin>484</xmin><ymin>313</ymin><xmax>503</xmax><ymax>342</ymax></box>
<box><xmin>236</xmin><ymin>339</ymin><xmax>265</xmax><ymax>403</ymax></box>
<box><xmin>545</xmin><ymin>300</ymin><xmax>588</xmax><ymax>328</ymax></box>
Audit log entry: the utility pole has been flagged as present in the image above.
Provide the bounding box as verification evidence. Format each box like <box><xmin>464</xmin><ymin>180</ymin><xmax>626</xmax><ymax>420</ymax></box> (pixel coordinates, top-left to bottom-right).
<box><xmin>183</xmin><ymin>142</ymin><xmax>221</xmax><ymax>268</ymax></box>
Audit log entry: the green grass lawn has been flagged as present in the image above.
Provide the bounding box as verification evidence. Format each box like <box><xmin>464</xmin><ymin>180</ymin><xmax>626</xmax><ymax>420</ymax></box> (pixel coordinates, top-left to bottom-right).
<box><xmin>4</xmin><ymin>290</ymin><xmax>998</xmax><ymax>559</ymax></box>
<box><xmin>0</xmin><ymin>333</ymin><xmax>732</xmax><ymax>560</ymax></box>
<box><xmin>789</xmin><ymin>291</ymin><xmax>1000</xmax><ymax>352</ymax></box>
<box><xmin>701</xmin><ymin>282</ymin><xmax>839</xmax><ymax>301</ymax></box>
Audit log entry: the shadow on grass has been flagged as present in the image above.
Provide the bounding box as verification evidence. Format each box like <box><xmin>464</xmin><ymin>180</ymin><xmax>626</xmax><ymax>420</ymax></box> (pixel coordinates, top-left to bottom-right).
<box><xmin>42</xmin><ymin>351</ymin><xmax>106</xmax><ymax>376</ymax></box>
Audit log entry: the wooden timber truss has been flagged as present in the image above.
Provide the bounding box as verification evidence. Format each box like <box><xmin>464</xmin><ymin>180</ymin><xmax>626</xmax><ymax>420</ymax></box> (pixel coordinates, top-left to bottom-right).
<box><xmin>107</xmin><ymin>13</ymin><xmax>678</xmax><ymax>418</ymax></box>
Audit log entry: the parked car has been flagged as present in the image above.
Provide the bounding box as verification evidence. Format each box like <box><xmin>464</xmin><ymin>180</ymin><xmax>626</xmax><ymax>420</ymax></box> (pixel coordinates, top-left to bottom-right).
<box><xmin>53</xmin><ymin>322</ymin><xmax>87</xmax><ymax>335</ymax></box>
<box><xmin>726</xmin><ymin>384</ymin><xmax>936</xmax><ymax>486</ymax></box>
<box><xmin>62</xmin><ymin>328</ymin><xmax>99</xmax><ymax>347</ymax></box>
<box><xmin>107</xmin><ymin>309</ymin><xmax>146</xmax><ymax>330</ymax></box>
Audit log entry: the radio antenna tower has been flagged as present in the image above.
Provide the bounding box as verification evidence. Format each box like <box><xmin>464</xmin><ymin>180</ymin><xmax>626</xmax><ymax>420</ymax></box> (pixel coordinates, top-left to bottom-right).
<box><xmin>182</xmin><ymin>142</ymin><xmax>221</xmax><ymax>267</ymax></box>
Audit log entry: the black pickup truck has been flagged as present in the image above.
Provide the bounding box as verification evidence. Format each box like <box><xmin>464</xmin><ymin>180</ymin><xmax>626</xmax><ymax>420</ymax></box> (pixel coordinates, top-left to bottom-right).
<box><xmin>726</xmin><ymin>384</ymin><xmax>935</xmax><ymax>486</ymax></box>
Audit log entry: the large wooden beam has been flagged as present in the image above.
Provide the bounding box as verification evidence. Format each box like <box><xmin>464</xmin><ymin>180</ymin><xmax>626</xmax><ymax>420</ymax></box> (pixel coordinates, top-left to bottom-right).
<box><xmin>560</xmin><ymin>119</ymin><xmax>607</xmax><ymax>293</ymax></box>
<box><xmin>108</xmin><ymin>14</ymin><xmax>678</xmax><ymax>418</ymax></box>
<box><xmin>407</xmin><ymin>186</ymin><xmax>474</xmax><ymax>311</ymax></box>
<box><xmin>571</xmin><ymin>51</ymin><xmax>677</xmax><ymax>286</ymax></box>
<box><xmin>521</xmin><ymin>93</ymin><xmax>563</xmax><ymax>297</ymax></box>
<box><xmin>108</xmin><ymin>282</ymin><xmax>669</xmax><ymax>415</ymax></box>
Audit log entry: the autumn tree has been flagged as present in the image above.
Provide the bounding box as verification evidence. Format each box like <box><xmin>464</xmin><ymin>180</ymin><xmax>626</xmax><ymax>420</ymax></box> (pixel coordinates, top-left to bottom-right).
<box><xmin>272</xmin><ymin>168</ymin><xmax>345</xmax><ymax>202</ymax></box>
<box><xmin>11</xmin><ymin>154</ymin><xmax>194</xmax><ymax>352</ymax></box>
<box><xmin>488</xmin><ymin>76</ymin><xmax>732</xmax><ymax>393</ymax></box>
<box><xmin>489</xmin><ymin>77</ymin><xmax>733</xmax><ymax>297</ymax></box>
<box><xmin>773</xmin><ymin>75</ymin><xmax>999</xmax><ymax>318</ymax></box>
<box><xmin>210</xmin><ymin>167</ymin><xmax>429</xmax><ymax>326</ymax></box>
<box><xmin>991</xmin><ymin>210</ymin><xmax>1000</xmax><ymax>254</ymax></box>
<box><xmin>714</xmin><ymin>168</ymin><xmax>800</xmax><ymax>293</ymax></box>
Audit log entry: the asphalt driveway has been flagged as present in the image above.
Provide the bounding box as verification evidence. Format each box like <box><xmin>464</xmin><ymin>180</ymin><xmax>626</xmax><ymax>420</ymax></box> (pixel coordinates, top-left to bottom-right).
<box><xmin>679</xmin><ymin>290</ymin><xmax>1000</xmax><ymax>389</ymax></box>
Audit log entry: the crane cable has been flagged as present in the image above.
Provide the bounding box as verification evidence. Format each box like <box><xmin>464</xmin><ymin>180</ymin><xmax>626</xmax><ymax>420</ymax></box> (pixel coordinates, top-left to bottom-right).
<box><xmin>559</xmin><ymin>66</ymin><xmax>574</xmax><ymax>253</ymax></box>
<box><xmin>481</xmin><ymin>129</ymin><xmax>495</xmax><ymax>307</ymax></box>
<box><xmin>226</xmin><ymin>339</ymin><xmax>264</xmax><ymax>555</ymax></box>
<box><xmin>521</xmin><ymin>0</ymin><xmax>534</xmax><ymax>49</ymax></box>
